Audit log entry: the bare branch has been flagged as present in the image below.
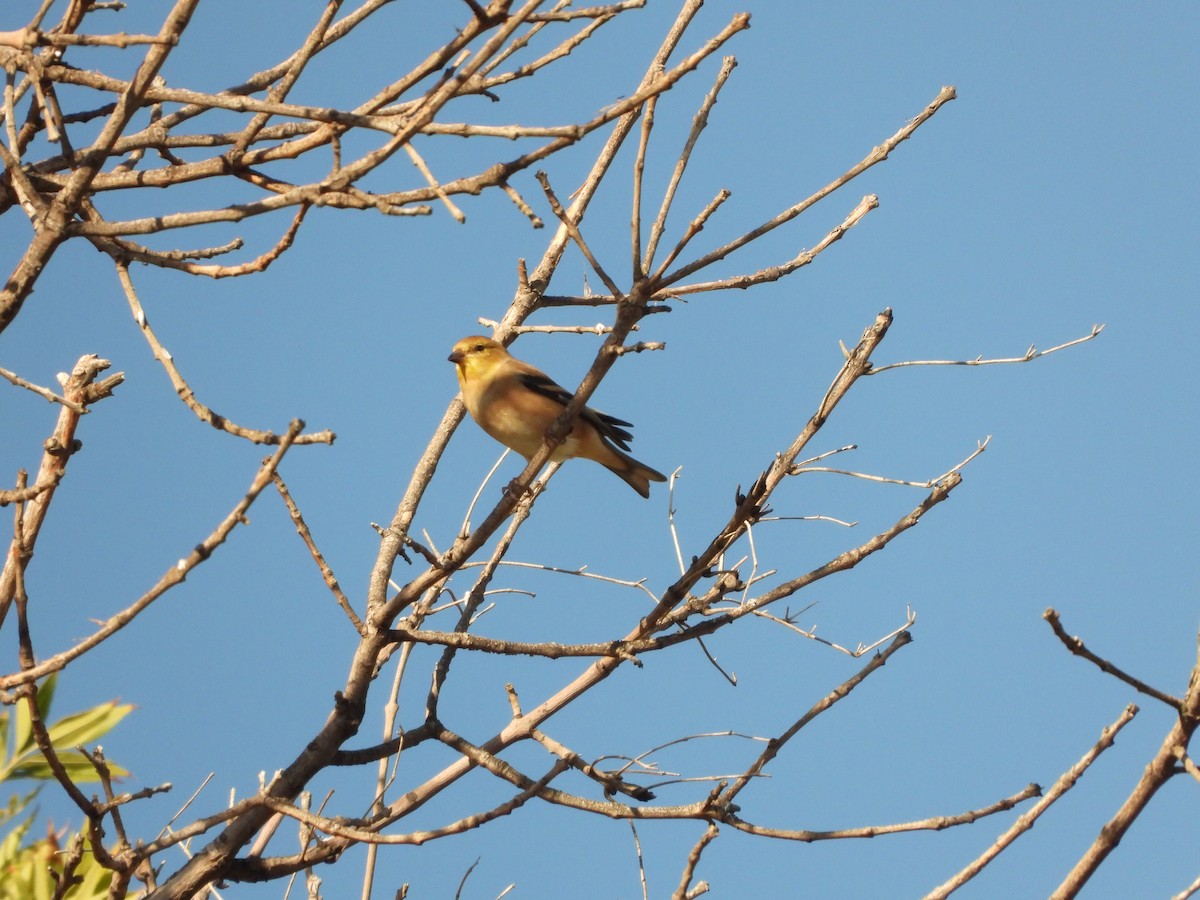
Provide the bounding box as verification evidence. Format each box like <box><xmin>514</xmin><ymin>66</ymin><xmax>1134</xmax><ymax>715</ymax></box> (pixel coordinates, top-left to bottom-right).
<box><xmin>0</xmin><ymin>471</ymin><xmax>61</xmax><ymax>508</ymax></box>
<box><xmin>1175</xmin><ymin>746</ymin><xmax>1200</xmax><ymax>786</ymax></box>
<box><xmin>1050</xmin><ymin>631</ymin><xmax>1200</xmax><ymax>898</ymax></box>
<box><xmin>538</xmin><ymin>170</ymin><xmax>623</xmax><ymax>297</ymax></box>
<box><xmin>476</xmin><ymin>317</ymin><xmax>649</xmax><ymax>337</ymax></box>
<box><xmin>660</xmin><ymin>470</ymin><xmax>962</xmax><ymax>632</ymax></box>
<box><xmin>0</xmin><ymin>0</ymin><xmax>201</xmax><ymax>333</ymax></box>
<box><xmin>0</xmin><ymin>355</ymin><xmax>123</xmax><ymax>628</ymax></box>
<box><xmin>629</xmin><ymin>819</ymin><xmax>649</xmax><ymax>900</ymax></box>
<box><xmin>644</xmin><ymin>55</ymin><xmax>738</xmax><ymax>276</ymax></box>
<box><xmin>388</xmin><ymin>471</ymin><xmax>958</xmax><ymax>660</ymax></box>
<box><xmin>271</xmin><ymin>471</ymin><xmax>364</xmax><ymax>635</ymax></box>
<box><xmin>531</xmin><ymin>728</ymin><xmax>655</xmax><ymax>801</ymax></box>
<box><xmin>720</xmin><ymin>631</ymin><xmax>913</xmax><ymax>806</ymax></box>
<box><xmin>926</xmin><ymin>704</ymin><xmax>1138</xmax><ymax>899</ymax></box>
<box><xmin>256</xmin><ymin>759</ymin><xmax>571</xmax><ymax>846</ymax></box>
<box><xmin>753</xmin><ymin>606</ymin><xmax>917</xmax><ymax>658</ymax></box>
<box><xmin>0</xmin><ymin>363</ymin><xmax>86</xmax><ymax>411</ymax></box>
<box><xmin>115</xmin><ymin>261</ymin><xmax>335</xmax><ymax>445</ymax></box>
<box><xmin>726</xmin><ymin>784</ymin><xmax>1041</xmax><ymax>842</ymax></box>
<box><xmin>868</xmin><ymin>324</ymin><xmax>1105</xmax><ymax>375</ymax></box>
<box><xmin>0</xmin><ymin>2</ymin><xmax>1107</xmax><ymax>894</ymax></box>
<box><xmin>1173</xmin><ymin>871</ymin><xmax>1200</xmax><ymax>900</ymax></box>
<box><xmin>1044</xmin><ymin>608</ymin><xmax>1182</xmax><ymax>710</ymax></box>
<box><xmin>792</xmin><ymin>437</ymin><xmax>990</xmax><ymax>486</ymax></box>
<box><xmin>0</xmin><ymin>28</ymin><xmax>172</xmax><ymax>50</ymax></box>
<box><xmin>659</xmin><ymin>85</ymin><xmax>957</xmax><ymax>288</ymax></box>
<box><xmin>664</xmin><ymin>193</ymin><xmax>879</xmax><ymax>297</ymax></box>
<box><xmin>672</xmin><ymin>823</ymin><xmax>718</xmax><ymax>900</ymax></box>
<box><xmin>100</xmin><ymin>205</ymin><xmax>308</xmax><ymax>278</ymax></box>
<box><xmin>0</xmin><ymin>421</ymin><xmax>306</xmax><ymax>689</ymax></box>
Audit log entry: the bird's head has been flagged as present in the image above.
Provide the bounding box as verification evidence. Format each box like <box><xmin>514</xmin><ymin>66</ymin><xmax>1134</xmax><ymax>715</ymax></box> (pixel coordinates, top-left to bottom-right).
<box><xmin>448</xmin><ymin>335</ymin><xmax>508</xmax><ymax>377</ymax></box>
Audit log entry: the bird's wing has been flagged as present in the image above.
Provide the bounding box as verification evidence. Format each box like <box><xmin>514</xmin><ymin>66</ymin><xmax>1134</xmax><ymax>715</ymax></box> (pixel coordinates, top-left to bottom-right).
<box><xmin>517</xmin><ymin>371</ymin><xmax>636</xmax><ymax>451</ymax></box>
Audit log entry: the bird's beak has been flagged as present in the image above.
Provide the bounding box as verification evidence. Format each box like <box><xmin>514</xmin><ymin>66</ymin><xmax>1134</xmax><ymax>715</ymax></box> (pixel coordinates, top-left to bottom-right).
<box><xmin>448</xmin><ymin>349</ymin><xmax>464</xmax><ymax>364</ymax></box>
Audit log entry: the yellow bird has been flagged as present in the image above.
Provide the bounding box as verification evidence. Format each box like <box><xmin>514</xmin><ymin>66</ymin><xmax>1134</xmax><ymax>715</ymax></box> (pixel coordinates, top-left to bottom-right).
<box><xmin>448</xmin><ymin>336</ymin><xmax>666</xmax><ymax>498</ymax></box>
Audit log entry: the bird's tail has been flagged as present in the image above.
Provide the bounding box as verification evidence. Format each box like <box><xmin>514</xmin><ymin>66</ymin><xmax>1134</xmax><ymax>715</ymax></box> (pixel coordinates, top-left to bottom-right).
<box><xmin>606</xmin><ymin>448</ymin><xmax>668</xmax><ymax>499</ymax></box>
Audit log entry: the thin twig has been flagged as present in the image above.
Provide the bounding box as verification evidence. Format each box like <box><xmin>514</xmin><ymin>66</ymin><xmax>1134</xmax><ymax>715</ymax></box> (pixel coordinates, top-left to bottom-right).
<box><xmin>663</xmin><ymin>193</ymin><xmax>879</xmax><ymax>297</ymax></box>
<box><xmin>0</xmin><ymin>355</ymin><xmax>122</xmax><ymax>628</ymax></box>
<box><xmin>460</xmin><ymin>449</ymin><xmax>513</xmax><ymax>539</ymax></box>
<box><xmin>538</xmin><ymin>170</ymin><xmax>623</xmax><ymax>298</ymax></box>
<box><xmin>672</xmin><ymin>822</ymin><xmax>718</xmax><ymax>900</ymax></box>
<box><xmin>0</xmin><ymin>422</ymin><xmax>306</xmax><ymax>689</ymax></box>
<box><xmin>1172</xmin><ymin>871</ymin><xmax>1200</xmax><ymax>900</ymax></box>
<box><xmin>629</xmin><ymin>819</ymin><xmax>649</xmax><ymax>900</ymax></box>
<box><xmin>272</xmin><ymin>471</ymin><xmax>364</xmax><ymax>634</ymax></box>
<box><xmin>719</xmin><ymin>631</ymin><xmax>913</xmax><ymax>806</ymax></box>
<box><xmin>0</xmin><ymin>363</ymin><xmax>87</xmax><ymax>411</ymax></box>
<box><xmin>659</xmin><ymin>85</ymin><xmax>956</xmax><ymax>289</ymax></box>
<box><xmin>1050</xmin><ymin>630</ymin><xmax>1200</xmax><ymax>899</ymax></box>
<box><xmin>925</xmin><ymin>704</ymin><xmax>1138</xmax><ymax>899</ymax></box>
<box><xmin>792</xmin><ymin>437</ymin><xmax>990</xmax><ymax>486</ymax></box>
<box><xmin>458</xmin><ymin>558</ymin><xmax>658</xmax><ymax>602</ymax></box>
<box><xmin>116</xmin><ymin>262</ymin><xmax>335</xmax><ymax>445</ymax></box>
<box><xmin>753</xmin><ymin>606</ymin><xmax>916</xmax><ymax>658</ymax></box>
<box><xmin>667</xmin><ymin>466</ymin><xmax>686</xmax><ymax>575</ymax></box>
<box><xmin>1044</xmin><ymin>608</ymin><xmax>1182</xmax><ymax>710</ymax></box>
<box><xmin>645</xmin><ymin>55</ymin><xmax>738</xmax><ymax>276</ymax></box>
<box><xmin>404</xmin><ymin>141</ymin><xmax>465</xmax><ymax>222</ymax></box>
<box><xmin>868</xmin><ymin>324</ymin><xmax>1105</xmax><ymax>375</ymax></box>
<box><xmin>477</xmin><ymin>317</ymin><xmax>641</xmax><ymax>336</ymax></box>
<box><xmin>726</xmin><ymin>784</ymin><xmax>1041</xmax><ymax>842</ymax></box>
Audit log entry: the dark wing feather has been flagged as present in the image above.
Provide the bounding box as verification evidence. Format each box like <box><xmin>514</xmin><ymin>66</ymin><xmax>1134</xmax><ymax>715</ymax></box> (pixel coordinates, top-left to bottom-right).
<box><xmin>518</xmin><ymin>372</ymin><xmax>637</xmax><ymax>451</ymax></box>
<box><xmin>586</xmin><ymin>409</ymin><xmax>634</xmax><ymax>450</ymax></box>
<box><xmin>518</xmin><ymin>371</ymin><xmax>573</xmax><ymax>407</ymax></box>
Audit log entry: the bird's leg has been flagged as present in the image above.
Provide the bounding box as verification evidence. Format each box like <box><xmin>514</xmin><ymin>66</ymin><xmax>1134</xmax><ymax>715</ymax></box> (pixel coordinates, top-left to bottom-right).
<box><xmin>502</xmin><ymin>477</ymin><xmax>530</xmax><ymax>502</ymax></box>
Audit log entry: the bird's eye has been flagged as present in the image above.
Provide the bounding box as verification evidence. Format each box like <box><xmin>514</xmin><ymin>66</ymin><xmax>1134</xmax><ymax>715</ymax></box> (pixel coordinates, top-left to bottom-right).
<box><xmin>473</xmin><ymin>343</ymin><xmax>485</xmax><ymax>352</ymax></box>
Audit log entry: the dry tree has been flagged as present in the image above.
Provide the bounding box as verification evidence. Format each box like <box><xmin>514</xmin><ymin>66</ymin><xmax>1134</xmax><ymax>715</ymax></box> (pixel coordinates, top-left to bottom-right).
<box><xmin>2</xmin><ymin>3</ymin><xmax>1181</xmax><ymax>900</ymax></box>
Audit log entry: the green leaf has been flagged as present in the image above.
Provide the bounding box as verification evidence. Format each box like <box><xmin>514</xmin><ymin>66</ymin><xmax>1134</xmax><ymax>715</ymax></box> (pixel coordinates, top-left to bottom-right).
<box><xmin>12</xmin><ymin>696</ymin><xmax>32</xmax><ymax>762</ymax></box>
<box><xmin>0</xmin><ymin>826</ymin><xmax>121</xmax><ymax>900</ymax></box>
<box><xmin>45</xmin><ymin>701</ymin><xmax>132</xmax><ymax>749</ymax></box>
<box><xmin>2</xmin><ymin>698</ymin><xmax>133</xmax><ymax>786</ymax></box>
<box><xmin>75</xmin><ymin>857</ymin><xmax>116</xmax><ymax>899</ymax></box>
<box><xmin>0</xmin><ymin>788</ymin><xmax>39</xmax><ymax>829</ymax></box>
<box><xmin>0</xmin><ymin>813</ymin><xmax>32</xmax><ymax>869</ymax></box>
<box><xmin>35</xmin><ymin>674</ymin><xmax>57</xmax><ymax>724</ymax></box>
<box><xmin>0</xmin><ymin>710</ymin><xmax>12</xmax><ymax>782</ymax></box>
<box><xmin>10</xmin><ymin>676</ymin><xmax>60</xmax><ymax>764</ymax></box>
<box><xmin>10</xmin><ymin>750</ymin><xmax>129</xmax><ymax>784</ymax></box>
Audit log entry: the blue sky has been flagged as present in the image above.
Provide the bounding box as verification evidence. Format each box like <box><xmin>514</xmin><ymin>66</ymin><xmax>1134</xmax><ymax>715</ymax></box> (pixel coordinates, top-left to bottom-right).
<box><xmin>1</xmin><ymin>2</ymin><xmax>1197</xmax><ymax>897</ymax></box>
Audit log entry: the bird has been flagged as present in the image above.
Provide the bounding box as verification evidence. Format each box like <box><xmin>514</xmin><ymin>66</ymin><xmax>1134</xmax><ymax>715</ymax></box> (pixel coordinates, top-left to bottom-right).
<box><xmin>448</xmin><ymin>335</ymin><xmax>667</xmax><ymax>498</ymax></box>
